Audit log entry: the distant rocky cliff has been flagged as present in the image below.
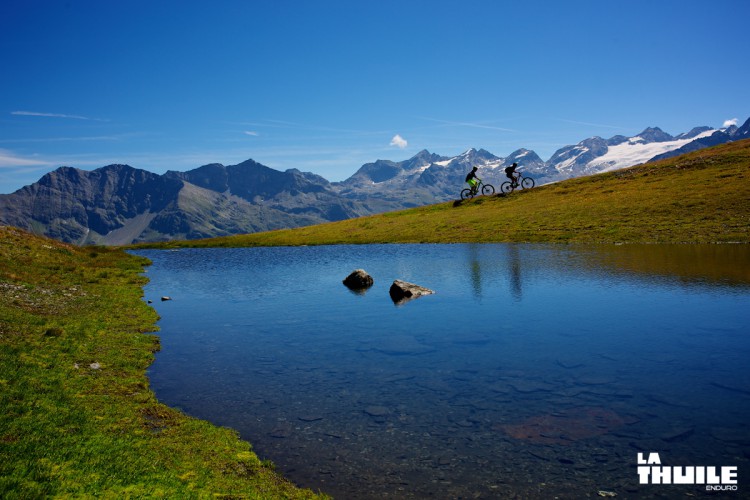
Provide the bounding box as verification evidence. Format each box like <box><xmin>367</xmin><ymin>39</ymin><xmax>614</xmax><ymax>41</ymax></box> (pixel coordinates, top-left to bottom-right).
<box><xmin>0</xmin><ymin>163</ymin><xmax>348</xmax><ymax>245</ymax></box>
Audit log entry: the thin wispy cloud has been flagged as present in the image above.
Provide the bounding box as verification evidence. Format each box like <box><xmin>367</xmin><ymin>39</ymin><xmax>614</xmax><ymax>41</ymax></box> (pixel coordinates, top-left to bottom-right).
<box><xmin>0</xmin><ymin>148</ymin><xmax>52</xmax><ymax>168</ymax></box>
<box><xmin>554</xmin><ymin>118</ymin><xmax>626</xmax><ymax>130</ymax></box>
<box><xmin>418</xmin><ymin>117</ymin><xmax>515</xmax><ymax>133</ymax></box>
<box><xmin>230</xmin><ymin>119</ymin><xmax>390</xmax><ymax>137</ymax></box>
<box><xmin>11</xmin><ymin>110</ymin><xmax>106</xmax><ymax>121</ymax></box>
<box><xmin>243</xmin><ymin>131</ymin><xmax>259</xmax><ymax>136</ymax></box>
<box><xmin>0</xmin><ymin>135</ymin><xmax>124</xmax><ymax>144</ymax></box>
<box><xmin>390</xmin><ymin>134</ymin><xmax>408</xmax><ymax>149</ymax></box>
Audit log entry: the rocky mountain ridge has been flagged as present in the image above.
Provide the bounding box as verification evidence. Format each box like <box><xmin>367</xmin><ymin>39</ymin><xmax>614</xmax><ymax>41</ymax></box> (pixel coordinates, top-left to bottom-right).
<box><xmin>1</xmin><ymin>116</ymin><xmax>747</xmax><ymax>244</ymax></box>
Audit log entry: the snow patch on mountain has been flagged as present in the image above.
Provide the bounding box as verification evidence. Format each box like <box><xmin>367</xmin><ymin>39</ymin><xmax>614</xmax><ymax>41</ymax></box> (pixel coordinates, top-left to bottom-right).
<box><xmin>556</xmin><ymin>146</ymin><xmax>590</xmax><ymax>172</ymax></box>
<box><xmin>589</xmin><ymin>129</ymin><xmax>716</xmax><ymax>172</ymax></box>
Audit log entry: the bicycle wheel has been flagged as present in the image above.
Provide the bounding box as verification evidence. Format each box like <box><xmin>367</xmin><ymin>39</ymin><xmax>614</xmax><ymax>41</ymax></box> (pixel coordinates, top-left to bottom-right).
<box><xmin>500</xmin><ymin>182</ymin><xmax>514</xmax><ymax>194</ymax></box>
<box><xmin>482</xmin><ymin>183</ymin><xmax>495</xmax><ymax>196</ymax></box>
<box><xmin>521</xmin><ymin>177</ymin><xmax>535</xmax><ymax>189</ymax></box>
<box><xmin>460</xmin><ymin>188</ymin><xmax>474</xmax><ymax>200</ymax></box>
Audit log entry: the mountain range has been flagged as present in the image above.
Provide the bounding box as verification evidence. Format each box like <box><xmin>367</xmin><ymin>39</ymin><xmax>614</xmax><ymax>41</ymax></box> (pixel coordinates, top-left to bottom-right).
<box><xmin>1</xmin><ymin>116</ymin><xmax>748</xmax><ymax>245</ymax></box>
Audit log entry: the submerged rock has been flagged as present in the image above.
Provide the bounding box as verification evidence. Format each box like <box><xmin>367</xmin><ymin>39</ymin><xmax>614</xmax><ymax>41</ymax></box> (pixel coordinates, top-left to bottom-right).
<box><xmin>364</xmin><ymin>405</ymin><xmax>390</xmax><ymax>417</ymax></box>
<box><xmin>298</xmin><ymin>414</ymin><xmax>324</xmax><ymax>422</ymax></box>
<box><xmin>389</xmin><ymin>280</ymin><xmax>434</xmax><ymax>304</ymax></box>
<box><xmin>343</xmin><ymin>269</ymin><xmax>374</xmax><ymax>290</ymax></box>
<box><xmin>661</xmin><ymin>427</ymin><xmax>694</xmax><ymax>442</ymax></box>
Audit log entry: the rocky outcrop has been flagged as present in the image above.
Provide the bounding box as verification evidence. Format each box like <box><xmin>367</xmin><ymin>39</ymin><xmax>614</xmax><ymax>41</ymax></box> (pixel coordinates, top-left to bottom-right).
<box><xmin>343</xmin><ymin>269</ymin><xmax>374</xmax><ymax>290</ymax></box>
<box><xmin>389</xmin><ymin>280</ymin><xmax>434</xmax><ymax>304</ymax></box>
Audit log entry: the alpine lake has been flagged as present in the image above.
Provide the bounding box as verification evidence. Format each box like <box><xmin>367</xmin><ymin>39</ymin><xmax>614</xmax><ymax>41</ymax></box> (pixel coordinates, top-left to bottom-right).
<box><xmin>133</xmin><ymin>243</ymin><xmax>750</xmax><ymax>499</ymax></box>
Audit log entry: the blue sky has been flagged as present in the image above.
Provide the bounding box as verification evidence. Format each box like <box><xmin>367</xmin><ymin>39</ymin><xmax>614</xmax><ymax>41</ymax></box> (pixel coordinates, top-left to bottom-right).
<box><xmin>1</xmin><ymin>0</ymin><xmax>748</xmax><ymax>193</ymax></box>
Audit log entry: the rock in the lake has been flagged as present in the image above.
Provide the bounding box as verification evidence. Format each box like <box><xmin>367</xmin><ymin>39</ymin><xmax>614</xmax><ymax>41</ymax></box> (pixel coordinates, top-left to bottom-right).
<box><xmin>389</xmin><ymin>280</ymin><xmax>434</xmax><ymax>304</ymax></box>
<box><xmin>364</xmin><ymin>405</ymin><xmax>390</xmax><ymax>417</ymax></box>
<box><xmin>661</xmin><ymin>426</ymin><xmax>694</xmax><ymax>442</ymax></box>
<box><xmin>161</xmin><ymin>296</ymin><xmax>172</xmax><ymax>301</ymax></box>
<box><xmin>299</xmin><ymin>414</ymin><xmax>324</xmax><ymax>422</ymax></box>
<box><xmin>269</xmin><ymin>427</ymin><xmax>291</xmax><ymax>438</ymax></box>
<box><xmin>343</xmin><ymin>269</ymin><xmax>374</xmax><ymax>290</ymax></box>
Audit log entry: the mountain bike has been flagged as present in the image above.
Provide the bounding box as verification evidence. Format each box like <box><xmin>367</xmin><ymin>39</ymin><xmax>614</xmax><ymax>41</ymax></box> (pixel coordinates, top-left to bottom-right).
<box><xmin>500</xmin><ymin>172</ymin><xmax>535</xmax><ymax>194</ymax></box>
<box><xmin>461</xmin><ymin>180</ymin><xmax>495</xmax><ymax>200</ymax></box>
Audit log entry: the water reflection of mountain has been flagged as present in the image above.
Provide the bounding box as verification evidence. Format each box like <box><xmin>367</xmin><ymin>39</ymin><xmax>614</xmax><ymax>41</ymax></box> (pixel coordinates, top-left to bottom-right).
<box><xmin>570</xmin><ymin>244</ymin><xmax>750</xmax><ymax>288</ymax></box>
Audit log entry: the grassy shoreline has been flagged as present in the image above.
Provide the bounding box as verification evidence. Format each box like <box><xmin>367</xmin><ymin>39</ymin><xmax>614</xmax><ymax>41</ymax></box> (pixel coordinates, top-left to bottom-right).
<box><xmin>0</xmin><ymin>226</ymin><xmax>325</xmax><ymax>499</ymax></box>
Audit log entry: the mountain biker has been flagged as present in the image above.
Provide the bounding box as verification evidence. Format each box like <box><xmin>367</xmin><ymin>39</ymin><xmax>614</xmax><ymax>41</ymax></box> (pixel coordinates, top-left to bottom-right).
<box><xmin>504</xmin><ymin>162</ymin><xmax>519</xmax><ymax>187</ymax></box>
<box><xmin>465</xmin><ymin>166</ymin><xmax>480</xmax><ymax>194</ymax></box>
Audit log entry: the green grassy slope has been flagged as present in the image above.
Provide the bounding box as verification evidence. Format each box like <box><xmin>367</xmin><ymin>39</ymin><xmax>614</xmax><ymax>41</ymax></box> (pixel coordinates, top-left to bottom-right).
<box><xmin>135</xmin><ymin>139</ymin><xmax>750</xmax><ymax>249</ymax></box>
<box><xmin>0</xmin><ymin>226</ymin><xmax>325</xmax><ymax>499</ymax></box>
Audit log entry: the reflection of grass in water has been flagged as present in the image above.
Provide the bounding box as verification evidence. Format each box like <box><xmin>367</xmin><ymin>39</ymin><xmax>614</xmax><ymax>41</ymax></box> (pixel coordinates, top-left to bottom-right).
<box><xmin>578</xmin><ymin>243</ymin><xmax>750</xmax><ymax>286</ymax></box>
<box><xmin>133</xmin><ymin>139</ymin><xmax>750</xmax><ymax>250</ymax></box>
<box><xmin>0</xmin><ymin>227</ymin><xmax>325</xmax><ymax>499</ymax></box>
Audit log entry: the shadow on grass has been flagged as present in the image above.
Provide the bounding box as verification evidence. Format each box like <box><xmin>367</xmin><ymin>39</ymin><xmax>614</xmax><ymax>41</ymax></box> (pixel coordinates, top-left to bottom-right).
<box><xmin>453</xmin><ymin>193</ymin><xmax>507</xmax><ymax>208</ymax></box>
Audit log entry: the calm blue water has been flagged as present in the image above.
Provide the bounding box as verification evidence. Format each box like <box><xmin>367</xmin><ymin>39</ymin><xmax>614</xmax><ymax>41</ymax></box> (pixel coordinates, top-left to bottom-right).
<box><xmin>135</xmin><ymin>244</ymin><xmax>750</xmax><ymax>499</ymax></box>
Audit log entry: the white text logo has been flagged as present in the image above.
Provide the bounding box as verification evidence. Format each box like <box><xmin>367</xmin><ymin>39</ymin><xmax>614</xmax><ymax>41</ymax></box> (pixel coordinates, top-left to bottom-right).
<box><xmin>637</xmin><ymin>453</ymin><xmax>738</xmax><ymax>492</ymax></box>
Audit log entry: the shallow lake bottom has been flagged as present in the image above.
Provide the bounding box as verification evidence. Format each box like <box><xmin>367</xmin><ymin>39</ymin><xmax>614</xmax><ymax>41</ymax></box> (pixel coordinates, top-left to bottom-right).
<box><xmin>135</xmin><ymin>244</ymin><xmax>750</xmax><ymax>499</ymax></box>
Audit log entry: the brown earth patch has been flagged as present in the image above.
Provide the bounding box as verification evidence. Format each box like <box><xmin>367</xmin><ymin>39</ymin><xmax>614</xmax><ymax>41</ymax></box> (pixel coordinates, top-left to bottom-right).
<box><xmin>498</xmin><ymin>407</ymin><xmax>625</xmax><ymax>445</ymax></box>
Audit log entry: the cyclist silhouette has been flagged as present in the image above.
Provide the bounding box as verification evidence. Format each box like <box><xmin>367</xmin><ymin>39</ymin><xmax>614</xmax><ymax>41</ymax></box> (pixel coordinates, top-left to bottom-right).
<box><xmin>504</xmin><ymin>162</ymin><xmax>519</xmax><ymax>187</ymax></box>
<box><xmin>465</xmin><ymin>166</ymin><xmax>480</xmax><ymax>194</ymax></box>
